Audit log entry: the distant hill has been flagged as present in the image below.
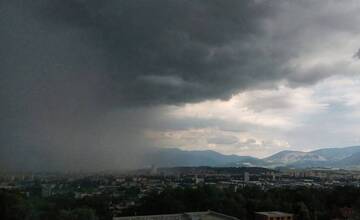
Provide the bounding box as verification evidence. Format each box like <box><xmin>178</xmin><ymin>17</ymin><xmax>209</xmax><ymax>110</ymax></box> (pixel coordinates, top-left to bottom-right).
<box><xmin>143</xmin><ymin>146</ymin><xmax>360</xmax><ymax>170</ymax></box>
<box><xmin>334</xmin><ymin>152</ymin><xmax>360</xmax><ymax>169</ymax></box>
<box><xmin>264</xmin><ymin>146</ymin><xmax>360</xmax><ymax>169</ymax></box>
<box><xmin>311</xmin><ymin>146</ymin><xmax>360</xmax><ymax>161</ymax></box>
<box><xmin>264</xmin><ymin>150</ymin><xmax>326</xmax><ymax>164</ymax></box>
<box><xmin>143</xmin><ymin>148</ymin><xmax>266</xmax><ymax>167</ymax></box>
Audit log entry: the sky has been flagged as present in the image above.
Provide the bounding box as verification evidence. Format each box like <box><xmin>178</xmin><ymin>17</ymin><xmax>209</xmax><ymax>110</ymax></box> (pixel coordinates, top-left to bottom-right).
<box><xmin>1</xmin><ymin>0</ymin><xmax>360</xmax><ymax>171</ymax></box>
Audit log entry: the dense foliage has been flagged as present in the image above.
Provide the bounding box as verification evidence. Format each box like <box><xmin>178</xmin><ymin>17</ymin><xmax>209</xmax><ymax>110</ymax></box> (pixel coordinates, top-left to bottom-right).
<box><xmin>3</xmin><ymin>186</ymin><xmax>360</xmax><ymax>220</ymax></box>
<box><xmin>123</xmin><ymin>186</ymin><xmax>360</xmax><ymax>220</ymax></box>
<box><xmin>0</xmin><ymin>190</ymin><xmax>106</xmax><ymax>220</ymax></box>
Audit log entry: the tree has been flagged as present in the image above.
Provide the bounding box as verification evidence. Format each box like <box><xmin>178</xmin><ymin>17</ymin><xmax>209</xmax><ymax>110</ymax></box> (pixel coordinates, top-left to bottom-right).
<box><xmin>296</xmin><ymin>202</ymin><xmax>311</xmax><ymax>220</ymax></box>
<box><xmin>59</xmin><ymin>208</ymin><xmax>99</xmax><ymax>220</ymax></box>
<box><xmin>0</xmin><ymin>191</ymin><xmax>31</xmax><ymax>220</ymax></box>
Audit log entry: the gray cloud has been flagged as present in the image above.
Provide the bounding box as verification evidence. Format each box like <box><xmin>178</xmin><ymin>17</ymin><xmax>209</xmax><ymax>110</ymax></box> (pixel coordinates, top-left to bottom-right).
<box><xmin>2</xmin><ymin>0</ymin><xmax>289</xmax><ymax>106</ymax></box>
<box><xmin>0</xmin><ymin>0</ymin><xmax>277</xmax><ymax>171</ymax></box>
<box><xmin>1</xmin><ymin>0</ymin><xmax>358</xmax><ymax>170</ymax></box>
<box><xmin>207</xmin><ymin>135</ymin><xmax>239</xmax><ymax>145</ymax></box>
<box><xmin>354</xmin><ymin>48</ymin><xmax>360</xmax><ymax>59</ymax></box>
<box><xmin>242</xmin><ymin>93</ymin><xmax>293</xmax><ymax>112</ymax></box>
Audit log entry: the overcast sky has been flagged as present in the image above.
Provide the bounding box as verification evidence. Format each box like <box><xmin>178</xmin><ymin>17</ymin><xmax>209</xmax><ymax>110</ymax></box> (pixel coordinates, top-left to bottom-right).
<box><xmin>1</xmin><ymin>0</ymin><xmax>360</xmax><ymax>171</ymax></box>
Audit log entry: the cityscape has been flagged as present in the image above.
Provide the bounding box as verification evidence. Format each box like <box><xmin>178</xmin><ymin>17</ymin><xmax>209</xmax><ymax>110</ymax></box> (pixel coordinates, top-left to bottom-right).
<box><xmin>2</xmin><ymin>0</ymin><xmax>360</xmax><ymax>219</ymax></box>
<box><xmin>2</xmin><ymin>165</ymin><xmax>360</xmax><ymax>219</ymax></box>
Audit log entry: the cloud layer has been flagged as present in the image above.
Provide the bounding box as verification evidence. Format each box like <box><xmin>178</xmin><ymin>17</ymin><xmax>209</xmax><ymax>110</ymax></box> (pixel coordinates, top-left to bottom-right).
<box><xmin>1</xmin><ymin>0</ymin><xmax>360</xmax><ymax>170</ymax></box>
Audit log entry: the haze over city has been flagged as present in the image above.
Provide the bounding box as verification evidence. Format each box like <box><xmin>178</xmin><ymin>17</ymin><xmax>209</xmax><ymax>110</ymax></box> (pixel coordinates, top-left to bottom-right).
<box><xmin>2</xmin><ymin>0</ymin><xmax>360</xmax><ymax>171</ymax></box>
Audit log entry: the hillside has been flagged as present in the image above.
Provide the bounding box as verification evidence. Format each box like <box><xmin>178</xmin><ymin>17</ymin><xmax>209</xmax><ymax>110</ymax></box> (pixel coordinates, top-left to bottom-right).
<box><xmin>143</xmin><ymin>146</ymin><xmax>360</xmax><ymax>170</ymax></box>
<box><xmin>264</xmin><ymin>146</ymin><xmax>360</xmax><ymax>169</ymax></box>
<box><xmin>143</xmin><ymin>148</ymin><xmax>266</xmax><ymax>167</ymax></box>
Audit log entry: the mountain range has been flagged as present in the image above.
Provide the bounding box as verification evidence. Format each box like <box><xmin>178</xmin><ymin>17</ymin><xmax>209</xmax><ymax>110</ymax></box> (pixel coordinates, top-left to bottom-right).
<box><xmin>145</xmin><ymin>146</ymin><xmax>360</xmax><ymax>170</ymax></box>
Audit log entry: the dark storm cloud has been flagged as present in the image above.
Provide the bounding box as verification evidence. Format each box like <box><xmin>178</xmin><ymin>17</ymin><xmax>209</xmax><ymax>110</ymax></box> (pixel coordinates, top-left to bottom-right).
<box><xmin>0</xmin><ymin>0</ymin><xmax>281</xmax><ymax>171</ymax></box>
<box><xmin>1</xmin><ymin>0</ymin><xmax>350</xmax><ymax>170</ymax></box>
<box><xmin>16</xmin><ymin>0</ymin><xmax>289</xmax><ymax>106</ymax></box>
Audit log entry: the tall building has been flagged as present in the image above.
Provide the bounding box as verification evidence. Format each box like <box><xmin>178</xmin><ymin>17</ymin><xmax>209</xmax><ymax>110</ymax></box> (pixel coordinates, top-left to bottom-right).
<box><xmin>244</xmin><ymin>172</ymin><xmax>250</xmax><ymax>182</ymax></box>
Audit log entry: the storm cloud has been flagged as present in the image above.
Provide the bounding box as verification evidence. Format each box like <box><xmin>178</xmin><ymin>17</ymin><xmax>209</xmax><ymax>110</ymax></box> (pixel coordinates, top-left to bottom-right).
<box><xmin>30</xmin><ymin>0</ymin><xmax>285</xmax><ymax>105</ymax></box>
<box><xmin>1</xmin><ymin>0</ymin><xmax>360</xmax><ymax>170</ymax></box>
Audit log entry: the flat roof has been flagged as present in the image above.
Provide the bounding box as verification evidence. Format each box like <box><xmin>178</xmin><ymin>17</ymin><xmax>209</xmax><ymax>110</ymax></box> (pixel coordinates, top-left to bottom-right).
<box><xmin>113</xmin><ymin>211</ymin><xmax>240</xmax><ymax>220</ymax></box>
<box><xmin>255</xmin><ymin>212</ymin><xmax>293</xmax><ymax>217</ymax></box>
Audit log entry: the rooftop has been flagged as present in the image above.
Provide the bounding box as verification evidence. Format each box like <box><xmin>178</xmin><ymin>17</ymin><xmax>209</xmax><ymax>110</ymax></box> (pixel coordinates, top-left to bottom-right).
<box><xmin>113</xmin><ymin>211</ymin><xmax>240</xmax><ymax>220</ymax></box>
<box><xmin>255</xmin><ymin>212</ymin><xmax>293</xmax><ymax>217</ymax></box>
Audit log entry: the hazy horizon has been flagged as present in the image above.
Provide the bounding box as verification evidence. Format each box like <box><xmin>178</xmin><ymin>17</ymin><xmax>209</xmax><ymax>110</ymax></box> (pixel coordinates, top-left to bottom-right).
<box><xmin>2</xmin><ymin>0</ymin><xmax>360</xmax><ymax>171</ymax></box>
